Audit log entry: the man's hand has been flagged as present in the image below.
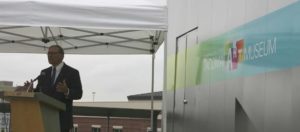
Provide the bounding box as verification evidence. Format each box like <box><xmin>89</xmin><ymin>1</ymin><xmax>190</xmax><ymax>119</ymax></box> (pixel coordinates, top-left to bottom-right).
<box><xmin>56</xmin><ymin>80</ymin><xmax>69</xmax><ymax>94</ymax></box>
<box><xmin>23</xmin><ymin>80</ymin><xmax>34</xmax><ymax>92</ymax></box>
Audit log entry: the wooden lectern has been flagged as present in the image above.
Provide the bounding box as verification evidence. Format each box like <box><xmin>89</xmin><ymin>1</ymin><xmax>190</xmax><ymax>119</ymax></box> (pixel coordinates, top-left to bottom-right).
<box><xmin>3</xmin><ymin>91</ymin><xmax>65</xmax><ymax>132</ymax></box>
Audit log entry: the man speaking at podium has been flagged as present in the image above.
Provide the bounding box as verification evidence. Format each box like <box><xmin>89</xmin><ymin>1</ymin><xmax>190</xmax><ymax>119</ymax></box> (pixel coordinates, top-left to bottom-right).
<box><xmin>27</xmin><ymin>45</ymin><xmax>83</xmax><ymax>132</ymax></box>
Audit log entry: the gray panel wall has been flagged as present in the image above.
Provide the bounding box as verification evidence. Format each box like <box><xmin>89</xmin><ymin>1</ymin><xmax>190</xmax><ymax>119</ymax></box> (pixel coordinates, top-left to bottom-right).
<box><xmin>167</xmin><ymin>67</ymin><xmax>300</xmax><ymax>132</ymax></box>
<box><xmin>165</xmin><ymin>0</ymin><xmax>300</xmax><ymax>132</ymax></box>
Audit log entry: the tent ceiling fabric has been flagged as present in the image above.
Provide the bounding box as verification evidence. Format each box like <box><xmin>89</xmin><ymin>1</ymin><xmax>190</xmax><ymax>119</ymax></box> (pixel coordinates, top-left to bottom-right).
<box><xmin>0</xmin><ymin>0</ymin><xmax>167</xmax><ymax>30</ymax></box>
<box><xmin>0</xmin><ymin>0</ymin><xmax>167</xmax><ymax>54</ymax></box>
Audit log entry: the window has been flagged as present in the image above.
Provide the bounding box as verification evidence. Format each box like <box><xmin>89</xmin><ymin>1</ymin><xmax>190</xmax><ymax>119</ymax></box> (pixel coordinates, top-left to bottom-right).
<box><xmin>91</xmin><ymin>128</ymin><xmax>101</xmax><ymax>132</ymax></box>
<box><xmin>112</xmin><ymin>126</ymin><xmax>123</xmax><ymax>132</ymax></box>
<box><xmin>0</xmin><ymin>113</ymin><xmax>9</xmax><ymax>132</ymax></box>
<box><xmin>112</xmin><ymin>129</ymin><xmax>122</xmax><ymax>132</ymax></box>
<box><xmin>157</xmin><ymin>128</ymin><xmax>161</xmax><ymax>132</ymax></box>
<box><xmin>147</xmin><ymin>127</ymin><xmax>161</xmax><ymax>132</ymax></box>
<box><xmin>73</xmin><ymin>124</ymin><xmax>78</xmax><ymax>132</ymax></box>
<box><xmin>73</xmin><ymin>127</ymin><xmax>78</xmax><ymax>132</ymax></box>
<box><xmin>91</xmin><ymin>125</ymin><xmax>101</xmax><ymax>132</ymax></box>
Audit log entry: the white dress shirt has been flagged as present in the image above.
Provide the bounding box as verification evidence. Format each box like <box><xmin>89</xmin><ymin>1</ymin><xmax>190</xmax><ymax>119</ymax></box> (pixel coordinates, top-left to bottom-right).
<box><xmin>52</xmin><ymin>62</ymin><xmax>64</xmax><ymax>83</ymax></box>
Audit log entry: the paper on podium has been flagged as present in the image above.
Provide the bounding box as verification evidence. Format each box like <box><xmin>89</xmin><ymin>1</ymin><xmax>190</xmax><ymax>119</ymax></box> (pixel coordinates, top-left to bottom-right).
<box><xmin>4</xmin><ymin>91</ymin><xmax>34</xmax><ymax>98</ymax></box>
<box><xmin>3</xmin><ymin>91</ymin><xmax>65</xmax><ymax>111</ymax></box>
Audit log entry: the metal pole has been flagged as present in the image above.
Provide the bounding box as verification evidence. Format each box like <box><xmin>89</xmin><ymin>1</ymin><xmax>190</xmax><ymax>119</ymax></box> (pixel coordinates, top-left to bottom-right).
<box><xmin>107</xmin><ymin>115</ymin><xmax>110</xmax><ymax>132</ymax></box>
<box><xmin>92</xmin><ymin>92</ymin><xmax>95</xmax><ymax>102</ymax></box>
<box><xmin>150</xmin><ymin>44</ymin><xmax>155</xmax><ymax>132</ymax></box>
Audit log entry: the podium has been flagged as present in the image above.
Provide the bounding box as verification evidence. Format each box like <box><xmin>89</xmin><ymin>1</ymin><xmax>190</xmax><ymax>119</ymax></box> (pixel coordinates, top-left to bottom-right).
<box><xmin>3</xmin><ymin>91</ymin><xmax>65</xmax><ymax>132</ymax></box>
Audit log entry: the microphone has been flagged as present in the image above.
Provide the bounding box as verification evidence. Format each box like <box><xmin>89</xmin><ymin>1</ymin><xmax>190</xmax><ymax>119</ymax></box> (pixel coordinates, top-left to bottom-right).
<box><xmin>33</xmin><ymin>72</ymin><xmax>46</xmax><ymax>82</ymax></box>
<box><xmin>26</xmin><ymin>72</ymin><xmax>46</xmax><ymax>92</ymax></box>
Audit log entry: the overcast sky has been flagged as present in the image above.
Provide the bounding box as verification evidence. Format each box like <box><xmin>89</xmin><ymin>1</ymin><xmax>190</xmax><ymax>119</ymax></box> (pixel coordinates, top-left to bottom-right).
<box><xmin>0</xmin><ymin>45</ymin><xmax>164</xmax><ymax>102</ymax></box>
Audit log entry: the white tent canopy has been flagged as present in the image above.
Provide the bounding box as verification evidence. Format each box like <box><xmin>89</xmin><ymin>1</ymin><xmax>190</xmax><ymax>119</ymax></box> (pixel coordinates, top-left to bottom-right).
<box><xmin>0</xmin><ymin>1</ymin><xmax>165</xmax><ymax>131</ymax></box>
<box><xmin>0</xmin><ymin>0</ymin><xmax>167</xmax><ymax>54</ymax></box>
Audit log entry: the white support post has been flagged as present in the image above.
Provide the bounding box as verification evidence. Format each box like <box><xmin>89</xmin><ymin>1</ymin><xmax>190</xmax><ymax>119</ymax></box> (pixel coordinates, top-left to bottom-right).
<box><xmin>150</xmin><ymin>44</ymin><xmax>155</xmax><ymax>132</ymax></box>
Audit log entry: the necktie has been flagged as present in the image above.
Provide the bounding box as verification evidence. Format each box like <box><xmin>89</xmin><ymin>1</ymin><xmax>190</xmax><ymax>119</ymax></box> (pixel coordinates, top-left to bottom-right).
<box><xmin>51</xmin><ymin>67</ymin><xmax>56</xmax><ymax>85</ymax></box>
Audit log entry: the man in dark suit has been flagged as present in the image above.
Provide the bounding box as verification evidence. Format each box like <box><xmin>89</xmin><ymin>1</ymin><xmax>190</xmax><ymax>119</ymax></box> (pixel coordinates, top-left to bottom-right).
<box><xmin>32</xmin><ymin>45</ymin><xmax>83</xmax><ymax>132</ymax></box>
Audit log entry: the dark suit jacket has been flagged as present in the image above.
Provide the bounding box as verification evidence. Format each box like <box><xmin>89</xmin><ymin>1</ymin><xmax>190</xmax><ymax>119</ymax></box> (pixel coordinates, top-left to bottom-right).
<box><xmin>35</xmin><ymin>63</ymin><xmax>83</xmax><ymax>131</ymax></box>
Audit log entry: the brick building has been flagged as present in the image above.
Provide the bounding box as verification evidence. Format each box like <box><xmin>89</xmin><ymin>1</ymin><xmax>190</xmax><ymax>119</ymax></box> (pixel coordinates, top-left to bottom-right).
<box><xmin>73</xmin><ymin>91</ymin><xmax>162</xmax><ymax>132</ymax></box>
<box><xmin>73</xmin><ymin>116</ymin><xmax>161</xmax><ymax>132</ymax></box>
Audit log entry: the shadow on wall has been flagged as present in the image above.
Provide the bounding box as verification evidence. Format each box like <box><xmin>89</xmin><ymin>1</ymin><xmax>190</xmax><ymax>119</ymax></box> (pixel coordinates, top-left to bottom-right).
<box><xmin>235</xmin><ymin>98</ymin><xmax>258</xmax><ymax>132</ymax></box>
